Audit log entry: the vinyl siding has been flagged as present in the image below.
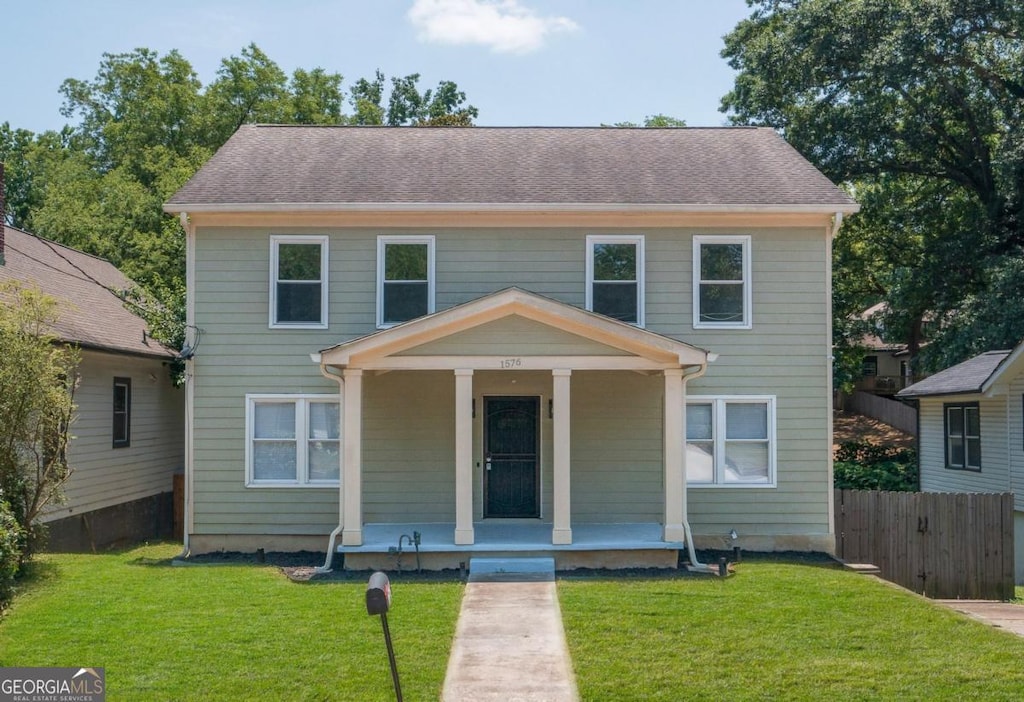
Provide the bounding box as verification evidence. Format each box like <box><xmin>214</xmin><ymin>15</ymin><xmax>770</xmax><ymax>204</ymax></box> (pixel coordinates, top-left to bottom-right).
<box><xmin>918</xmin><ymin>394</ymin><xmax>1010</xmax><ymax>495</ymax></box>
<box><xmin>43</xmin><ymin>350</ymin><xmax>184</xmax><ymax>522</ymax></box>
<box><xmin>1010</xmin><ymin>379</ymin><xmax>1024</xmax><ymax>512</ymax></box>
<box><xmin>397</xmin><ymin>316</ymin><xmax>631</xmax><ymax>357</ymax></box>
<box><xmin>191</xmin><ymin>225</ymin><xmax>831</xmax><ymax>541</ymax></box>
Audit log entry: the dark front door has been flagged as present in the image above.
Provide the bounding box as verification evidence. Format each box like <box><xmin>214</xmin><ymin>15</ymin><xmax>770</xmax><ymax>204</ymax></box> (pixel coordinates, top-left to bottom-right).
<box><xmin>484</xmin><ymin>396</ymin><xmax>540</xmax><ymax>518</ymax></box>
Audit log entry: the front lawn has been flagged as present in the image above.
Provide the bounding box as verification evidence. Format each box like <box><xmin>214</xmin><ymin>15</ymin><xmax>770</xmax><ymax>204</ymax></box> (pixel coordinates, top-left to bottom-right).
<box><xmin>0</xmin><ymin>544</ymin><xmax>461</xmax><ymax>701</ymax></box>
<box><xmin>560</xmin><ymin>559</ymin><xmax>1024</xmax><ymax>701</ymax></box>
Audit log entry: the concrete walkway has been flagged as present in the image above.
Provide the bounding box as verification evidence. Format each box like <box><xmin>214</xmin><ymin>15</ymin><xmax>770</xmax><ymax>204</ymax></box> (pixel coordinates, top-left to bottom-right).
<box><xmin>937</xmin><ymin>600</ymin><xmax>1024</xmax><ymax>637</ymax></box>
<box><xmin>442</xmin><ymin>560</ymin><xmax>579</xmax><ymax>701</ymax></box>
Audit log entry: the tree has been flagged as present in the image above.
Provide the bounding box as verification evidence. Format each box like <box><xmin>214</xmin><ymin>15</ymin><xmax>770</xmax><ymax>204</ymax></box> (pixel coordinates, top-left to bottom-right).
<box><xmin>0</xmin><ymin>283</ymin><xmax>78</xmax><ymax>556</ymax></box>
<box><xmin>349</xmin><ymin>70</ymin><xmax>478</xmax><ymax>126</ymax></box>
<box><xmin>609</xmin><ymin>114</ymin><xmax>687</xmax><ymax>128</ymax></box>
<box><xmin>721</xmin><ymin>0</ymin><xmax>1024</xmax><ymax>371</ymax></box>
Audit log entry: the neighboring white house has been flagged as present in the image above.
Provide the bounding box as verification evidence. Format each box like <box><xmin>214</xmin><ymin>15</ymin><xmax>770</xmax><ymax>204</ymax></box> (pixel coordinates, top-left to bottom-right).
<box><xmin>898</xmin><ymin>345</ymin><xmax>1024</xmax><ymax>583</ymax></box>
<box><xmin>165</xmin><ymin>125</ymin><xmax>858</xmax><ymax>570</ymax></box>
<box><xmin>0</xmin><ymin>225</ymin><xmax>184</xmax><ymax>551</ymax></box>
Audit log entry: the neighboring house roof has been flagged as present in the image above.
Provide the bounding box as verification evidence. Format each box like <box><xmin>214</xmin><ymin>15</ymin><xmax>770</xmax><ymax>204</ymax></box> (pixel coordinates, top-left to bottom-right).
<box><xmin>165</xmin><ymin>125</ymin><xmax>859</xmax><ymax>212</ymax></box>
<box><xmin>0</xmin><ymin>226</ymin><xmax>174</xmax><ymax>358</ymax></box>
<box><xmin>856</xmin><ymin>302</ymin><xmax>906</xmax><ymax>353</ymax></box>
<box><xmin>897</xmin><ymin>350</ymin><xmax>1011</xmax><ymax>398</ymax></box>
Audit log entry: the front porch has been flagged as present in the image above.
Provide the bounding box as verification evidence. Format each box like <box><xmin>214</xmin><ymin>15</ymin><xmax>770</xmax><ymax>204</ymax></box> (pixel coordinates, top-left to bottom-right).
<box><xmin>338</xmin><ymin>522</ymin><xmax>685</xmax><ymax>571</ymax></box>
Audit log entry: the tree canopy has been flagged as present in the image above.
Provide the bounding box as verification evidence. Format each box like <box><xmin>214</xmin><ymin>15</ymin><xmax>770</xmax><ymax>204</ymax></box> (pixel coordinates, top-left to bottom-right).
<box><xmin>722</xmin><ymin>0</ymin><xmax>1024</xmax><ymax>374</ymax></box>
<box><xmin>1</xmin><ymin>44</ymin><xmax>478</xmax><ymax>355</ymax></box>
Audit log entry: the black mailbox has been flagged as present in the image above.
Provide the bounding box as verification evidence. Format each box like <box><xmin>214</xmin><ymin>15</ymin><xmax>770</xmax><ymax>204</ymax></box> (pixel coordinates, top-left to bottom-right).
<box><xmin>366</xmin><ymin>571</ymin><xmax>392</xmax><ymax>616</ymax></box>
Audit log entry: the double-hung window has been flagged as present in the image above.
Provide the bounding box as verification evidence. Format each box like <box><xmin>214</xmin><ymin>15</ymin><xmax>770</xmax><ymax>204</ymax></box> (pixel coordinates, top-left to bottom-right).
<box><xmin>377</xmin><ymin>236</ymin><xmax>435</xmax><ymax>327</ymax></box>
<box><xmin>246</xmin><ymin>395</ymin><xmax>341</xmax><ymax>486</ymax></box>
<box><xmin>686</xmin><ymin>396</ymin><xmax>775</xmax><ymax>486</ymax></box>
<box><xmin>586</xmin><ymin>235</ymin><xmax>644</xmax><ymax>325</ymax></box>
<box><xmin>944</xmin><ymin>402</ymin><xmax>981</xmax><ymax>471</ymax></box>
<box><xmin>693</xmin><ymin>235</ymin><xmax>751</xmax><ymax>329</ymax></box>
<box><xmin>112</xmin><ymin>377</ymin><xmax>131</xmax><ymax>448</ymax></box>
<box><xmin>270</xmin><ymin>235</ymin><xmax>328</xmax><ymax>329</ymax></box>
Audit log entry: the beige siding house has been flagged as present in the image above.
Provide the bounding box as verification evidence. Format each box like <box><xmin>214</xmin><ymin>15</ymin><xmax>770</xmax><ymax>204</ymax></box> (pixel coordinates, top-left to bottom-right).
<box><xmin>0</xmin><ymin>227</ymin><xmax>184</xmax><ymax>550</ymax></box>
<box><xmin>899</xmin><ymin>346</ymin><xmax>1024</xmax><ymax>583</ymax></box>
<box><xmin>166</xmin><ymin>125</ymin><xmax>858</xmax><ymax>569</ymax></box>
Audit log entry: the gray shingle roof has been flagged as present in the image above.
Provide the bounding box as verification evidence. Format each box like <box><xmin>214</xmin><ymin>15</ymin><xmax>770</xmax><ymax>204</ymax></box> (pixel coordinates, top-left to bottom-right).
<box><xmin>897</xmin><ymin>351</ymin><xmax>1011</xmax><ymax>398</ymax></box>
<box><xmin>166</xmin><ymin>125</ymin><xmax>858</xmax><ymax>210</ymax></box>
<box><xmin>0</xmin><ymin>227</ymin><xmax>174</xmax><ymax>358</ymax></box>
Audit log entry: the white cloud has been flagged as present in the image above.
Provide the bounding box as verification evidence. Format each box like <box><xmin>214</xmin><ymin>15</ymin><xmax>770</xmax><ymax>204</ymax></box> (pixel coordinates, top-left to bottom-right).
<box><xmin>408</xmin><ymin>0</ymin><xmax>579</xmax><ymax>54</ymax></box>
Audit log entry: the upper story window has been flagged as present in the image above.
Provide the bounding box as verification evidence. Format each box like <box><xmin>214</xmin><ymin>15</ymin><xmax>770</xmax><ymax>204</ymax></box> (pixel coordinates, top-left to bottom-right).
<box><xmin>246</xmin><ymin>394</ymin><xmax>341</xmax><ymax>486</ymax></box>
<box><xmin>945</xmin><ymin>402</ymin><xmax>981</xmax><ymax>471</ymax></box>
<box><xmin>693</xmin><ymin>235</ymin><xmax>751</xmax><ymax>329</ymax></box>
<box><xmin>112</xmin><ymin>377</ymin><xmax>131</xmax><ymax>448</ymax></box>
<box><xmin>270</xmin><ymin>235</ymin><xmax>328</xmax><ymax>329</ymax></box>
<box><xmin>586</xmin><ymin>235</ymin><xmax>644</xmax><ymax>325</ymax></box>
<box><xmin>686</xmin><ymin>396</ymin><xmax>776</xmax><ymax>487</ymax></box>
<box><xmin>377</xmin><ymin>236</ymin><xmax>435</xmax><ymax>328</ymax></box>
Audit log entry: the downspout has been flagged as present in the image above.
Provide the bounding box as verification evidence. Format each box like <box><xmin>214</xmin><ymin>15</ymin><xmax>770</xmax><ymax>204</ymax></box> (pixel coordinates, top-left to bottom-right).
<box><xmin>315</xmin><ymin>356</ymin><xmax>345</xmax><ymax>572</ymax></box>
<box><xmin>826</xmin><ymin>213</ymin><xmax>840</xmax><ymax>551</ymax></box>
<box><xmin>681</xmin><ymin>359</ymin><xmax>713</xmax><ymax>574</ymax></box>
<box><xmin>175</xmin><ymin>212</ymin><xmax>196</xmax><ymax>559</ymax></box>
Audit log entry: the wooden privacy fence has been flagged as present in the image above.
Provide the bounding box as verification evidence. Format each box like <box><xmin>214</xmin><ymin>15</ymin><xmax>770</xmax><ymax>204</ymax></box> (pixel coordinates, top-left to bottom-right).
<box><xmin>834</xmin><ymin>490</ymin><xmax>1015</xmax><ymax>600</ymax></box>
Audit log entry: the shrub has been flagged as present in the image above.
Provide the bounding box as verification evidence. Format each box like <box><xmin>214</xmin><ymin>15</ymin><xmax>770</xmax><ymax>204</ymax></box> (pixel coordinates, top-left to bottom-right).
<box><xmin>834</xmin><ymin>440</ymin><xmax>918</xmax><ymax>492</ymax></box>
<box><xmin>0</xmin><ymin>499</ymin><xmax>26</xmax><ymax>610</ymax></box>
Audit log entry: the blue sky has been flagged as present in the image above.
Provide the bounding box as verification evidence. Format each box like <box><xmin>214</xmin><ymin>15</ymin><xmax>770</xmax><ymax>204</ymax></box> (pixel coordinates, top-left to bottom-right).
<box><xmin>5</xmin><ymin>1</ymin><xmax>752</xmax><ymax>133</ymax></box>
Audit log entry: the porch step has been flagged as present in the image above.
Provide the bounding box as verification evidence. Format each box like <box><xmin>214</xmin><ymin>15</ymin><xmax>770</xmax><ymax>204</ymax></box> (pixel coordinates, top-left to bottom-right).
<box><xmin>469</xmin><ymin>557</ymin><xmax>555</xmax><ymax>582</ymax></box>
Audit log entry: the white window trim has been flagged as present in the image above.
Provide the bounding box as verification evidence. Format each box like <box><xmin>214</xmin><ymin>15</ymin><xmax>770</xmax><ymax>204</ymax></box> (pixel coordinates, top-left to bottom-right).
<box><xmin>245</xmin><ymin>393</ymin><xmax>341</xmax><ymax>487</ymax></box>
<box><xmin>269</xmin><ymin>235</ymin><xmax>329</xmax><ymax>329</ymax></box>
<box><xmin>585</xmin><ymin>234</ymin><xmax>645</xmax><ymax>327</ymax></box>
<box><xmin>692</xmin><ymin>235</ymin><xmax>752</xmax><ymax>330</ymax></box>
<box><xmin>686</xmin><ymin>395</ymin><xmax>776</xmax><ymax>488</ymax></box>
<box><xmin>376</xmin><ymin>235</ymin><xmax>436</xmax><ymax>329</ymax></box>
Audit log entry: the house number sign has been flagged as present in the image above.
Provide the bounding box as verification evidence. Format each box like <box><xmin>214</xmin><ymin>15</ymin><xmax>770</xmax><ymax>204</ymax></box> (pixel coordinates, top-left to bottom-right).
<box><xmin>499</xmin><ymin>357</ymin><xmax>523</xmax><ymax>369</ymax></box>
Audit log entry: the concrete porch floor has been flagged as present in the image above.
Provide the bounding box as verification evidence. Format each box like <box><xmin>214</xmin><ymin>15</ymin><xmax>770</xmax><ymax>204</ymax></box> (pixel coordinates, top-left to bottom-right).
<box><xmin>337</xmin><ymin>522</ymin><xmax>683</xmax><ymax>553</ymax></box>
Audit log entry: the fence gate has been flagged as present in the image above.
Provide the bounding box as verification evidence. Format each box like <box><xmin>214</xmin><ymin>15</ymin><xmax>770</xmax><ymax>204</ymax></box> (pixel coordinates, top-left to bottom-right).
<box><xmin>834</xmin><ymin>490</ymin><xmax>1014</xmax><ymax>600</ymax></box>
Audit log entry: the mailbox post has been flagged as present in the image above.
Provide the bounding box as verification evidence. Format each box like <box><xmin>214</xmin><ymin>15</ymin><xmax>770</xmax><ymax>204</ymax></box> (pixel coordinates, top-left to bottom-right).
<box><xmin>366</xmin><ymin>572</ymin><xmax>402</xmax><ymax>702</ymax></box>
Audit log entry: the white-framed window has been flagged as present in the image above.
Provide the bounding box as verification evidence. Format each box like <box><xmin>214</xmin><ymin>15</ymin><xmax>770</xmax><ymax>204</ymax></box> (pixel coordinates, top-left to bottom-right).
<box><xmin>686</xmin><ymin>396</ymin><xmax>776</xmax><ymax>487</ymax></box>
<box><xmin>245</xmin><ymin>394</ymin><xmax>341</xmax><ymax>487</ymax></box>
<box><xmin>269</xmin><ymin>235</ymin><xmax>329</xmax><ymax>329</ymax></box>
<box><xmin>693</xmin><ymin>235</ymin><xmax>751</xmax><ymax>329</ymax></box>
<box><xmin>377</xmin><ymin>235</ymin><xmax>435</xmax><ymax>328</ymax></box>
<box><xmin>586</xmin><ymin>234</ymin><xmax>645</xmax><ymax>326</ymax></box>
<box><xmin>944</xmin><ymin>402</ymin><xmax>981</xmax><ymax>471</ymax></box>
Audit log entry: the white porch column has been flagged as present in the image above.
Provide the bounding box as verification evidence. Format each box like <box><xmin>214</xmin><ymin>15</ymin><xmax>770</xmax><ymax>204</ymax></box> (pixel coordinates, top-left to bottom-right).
<box><xmin>341</xmin><ymin>369</ymin><xmax>364</xmax><ymax>546</ymax></box>
<box><xmin>454</xmin><ymin>369</ymin><xmax>475</xmax><ymax>545</ymax></box>
<box><xmin>663</xmin><ymin>368</ymin><xmax>686</xmax><ymax>542</ymax></box>
<box><xmin>552</xmin><ymin>369</ymin><xmax>572</xmax><ymax>545</ymax></box>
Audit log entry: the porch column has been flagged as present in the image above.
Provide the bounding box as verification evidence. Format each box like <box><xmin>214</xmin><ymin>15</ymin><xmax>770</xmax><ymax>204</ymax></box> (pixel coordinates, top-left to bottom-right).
<box><xmin>454</xmin><ymin>369</ymin><xmax>475</xmax><ymax>545</ymax></box>
<box><xmin>552</xmin><ymin>369</ymin><xmax>572</xmax><ymax>545</ymax></box>
<box><xmin>663</xmin><ymin>368</ymin><xmax>686</xmax><ymax>542</ymax></box>
<box><xmin>341</xmin><ymin>369</ymin><xmax>363</xmax><ymax>546</ymax></box>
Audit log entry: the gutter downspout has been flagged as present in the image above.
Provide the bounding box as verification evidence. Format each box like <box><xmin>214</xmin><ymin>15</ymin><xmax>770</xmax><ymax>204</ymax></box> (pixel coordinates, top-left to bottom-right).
<box><xmin>681</xmin><ymin>359</ymin><xmax>713</xmax><ymax>574</ymax></box>
<box><xmin>830</xmin><ymin>211</ymin><xmax>845</xmax><ymax>239</ymax></box>
<box><xmin>315</xmin><ymin>355</ymin><xmax>345</xmax><ymax>573</ymax></box>
<box><xmin>175</xmin><ymin>212</ymin><xmax>195</xmax><ymax>559</ymax></box>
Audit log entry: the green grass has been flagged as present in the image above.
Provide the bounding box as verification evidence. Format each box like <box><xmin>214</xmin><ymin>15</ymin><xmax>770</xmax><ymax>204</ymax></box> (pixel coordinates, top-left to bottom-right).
<box><xmin>560</xmin><ymin>560</ymin><xmax>1024</xmax><ymax>701</ymax></box>
<box><xmin>0</xmin><ymin>544</ymin><xmax>462</xmax><ymax>701</ymax></box>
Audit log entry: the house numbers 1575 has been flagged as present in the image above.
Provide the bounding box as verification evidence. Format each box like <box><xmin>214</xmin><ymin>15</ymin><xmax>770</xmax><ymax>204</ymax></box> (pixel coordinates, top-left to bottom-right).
<box><xmin>500</xmin><ymin>357</ymin><xmax>523</xmax><ymax>369</ymax></box>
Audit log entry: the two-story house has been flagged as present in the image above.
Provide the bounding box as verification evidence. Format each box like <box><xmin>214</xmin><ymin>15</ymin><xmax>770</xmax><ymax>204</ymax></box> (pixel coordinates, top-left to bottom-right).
<box><xmin>165</xmin><ymin>125</ymin><xmax>857</xmax><ymax>570</ymax></box>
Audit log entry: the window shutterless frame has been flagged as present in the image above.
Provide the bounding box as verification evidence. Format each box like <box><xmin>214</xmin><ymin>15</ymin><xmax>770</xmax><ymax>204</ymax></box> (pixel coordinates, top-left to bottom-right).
<box><xmin>686</xmin><ymin>395</ymin><xmax>776</xmax><ymax>487</ymax></box>
<box><xmin>692</xmin><ymin>235</ymin><xmax>752</xmax><ymax>329</ymax></box>
<box><xmin>943</xmin><ymin>401</ymin><xmax>981</xmax><ymax>471</ymax></box>
<box><xmin>245</xmin><ymin>394</ymin><xmax>342</xmax><ymax>487</ymax></box>
<box><xmin>112</xmin><ymin>377</ymin><xmax>131</xmax><ymax>448</ymax></box>
<box><xmin>269</xmin><ymin>235</ymin><xmax>329</xmax><ymax>329</ymax></box>
<box><xmin>376</xmin><ymin>235</ymin><xmax>436</xmax><ymax>329</ymax></box>
<box><xmin>585</xmin><ymin>234</ymin><xmax>645</xmax><ymax>327</ymax></box>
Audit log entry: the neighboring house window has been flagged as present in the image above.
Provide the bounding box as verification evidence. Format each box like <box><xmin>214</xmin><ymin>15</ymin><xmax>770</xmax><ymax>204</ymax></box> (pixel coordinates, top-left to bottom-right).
<box><xmin>270</xmin><ymin>235</ymin><xmax>328</xmax><ymax>329</ymax></box>
<box><xmin>686</xmin><ymin>396</ymin><xmax>775</xmax><ymax>486</ymax></box>
<box><xmin>112</xmin><ymin>377</ymin><xmax>131</xmax><ymax>448</ymax></box>
<box><xmin>377</xmin><ymin>236</ymin><xmax>435</xmax><ymax>327</ymax></box>
<box><xmin>246</xmin><ymin>395</ymin><xmax>341</xmax><ymax>486</ymax></box>
<box><xmin>862</xmin><ymin>356</ymin><xmax>879</xmax><ymax>376</ymax></box>
<box><xmin>586</xmin><ymin>235</ymin><xmax>645</xmax><ymax>325</ymax></box>
<box><xmin>693</xmin><ymin>235</ymin><xmax>751</xmax><ymax>329</ymax></box>
<box><xmin>944</xmin><ymin>402</ymin><xmax>981</xmax><ymax>471</ymax></box>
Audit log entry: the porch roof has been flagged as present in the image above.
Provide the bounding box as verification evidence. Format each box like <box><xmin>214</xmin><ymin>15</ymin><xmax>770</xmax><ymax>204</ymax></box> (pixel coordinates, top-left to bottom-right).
<box><xmin>314</xmin><ymin>287</ymin><xmax>709</xmax><ymax>371</ymax></box>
